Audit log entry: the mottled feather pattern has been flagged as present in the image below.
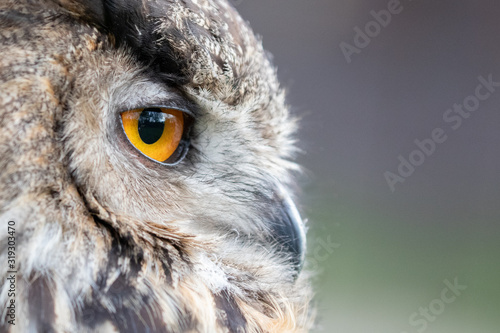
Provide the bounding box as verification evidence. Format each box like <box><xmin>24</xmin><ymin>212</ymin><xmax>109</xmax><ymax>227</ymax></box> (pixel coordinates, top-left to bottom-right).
<box><xmin>0</xmin><ymin>0</ymin><xmax>313</xmax><ymax>332</ymax></box>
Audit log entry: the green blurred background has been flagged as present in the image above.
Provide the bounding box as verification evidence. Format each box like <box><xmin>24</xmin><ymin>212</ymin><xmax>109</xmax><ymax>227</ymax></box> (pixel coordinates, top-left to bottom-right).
<box><xmin>237</xmin><ymin>1</ymin><xmax>500</xmax><ymax>332</ymax></box>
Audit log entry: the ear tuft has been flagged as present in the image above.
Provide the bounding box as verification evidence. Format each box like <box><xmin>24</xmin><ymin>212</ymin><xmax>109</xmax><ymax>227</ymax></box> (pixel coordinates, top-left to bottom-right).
<box><xmin>52</xmin><ymin>0</ymin><xmax>106</xmax><ymax>26</ymax></box>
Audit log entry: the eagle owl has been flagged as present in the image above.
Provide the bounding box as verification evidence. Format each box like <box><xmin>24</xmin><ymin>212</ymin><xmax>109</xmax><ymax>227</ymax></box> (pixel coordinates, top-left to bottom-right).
<box><xmin>0</xmin><ymin>0</ymin><xmax>312</xmax><ymax>332</ymax></box>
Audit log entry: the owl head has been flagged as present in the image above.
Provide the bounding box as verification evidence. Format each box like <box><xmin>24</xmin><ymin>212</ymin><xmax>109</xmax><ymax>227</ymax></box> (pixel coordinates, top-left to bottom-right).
<box><xmin>0</xmin><ymin>0</ymin><xmax>312</xmax><ymax>331</ymax></box>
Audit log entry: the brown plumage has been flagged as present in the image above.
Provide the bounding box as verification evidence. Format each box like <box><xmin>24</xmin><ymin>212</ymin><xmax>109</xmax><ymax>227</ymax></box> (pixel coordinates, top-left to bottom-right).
<box><xmin>0</xmin><ymin>0</ymin><xmax>313</xmax><ymax>332</ymax></box>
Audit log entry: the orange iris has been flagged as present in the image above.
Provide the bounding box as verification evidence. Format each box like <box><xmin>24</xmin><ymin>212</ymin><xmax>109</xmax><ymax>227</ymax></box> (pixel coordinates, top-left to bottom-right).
<box><xmin>121</xmin><ymin>108</ymin><xmax>184</xmax><ymax>162</ymax></box>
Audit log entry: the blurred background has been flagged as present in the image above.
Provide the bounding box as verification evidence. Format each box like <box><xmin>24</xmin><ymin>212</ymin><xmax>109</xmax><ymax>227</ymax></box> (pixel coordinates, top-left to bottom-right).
<box><xmin>236</xmin><ymin>1</ymin><xmax>500</xmax><ymax>332</ymax></box>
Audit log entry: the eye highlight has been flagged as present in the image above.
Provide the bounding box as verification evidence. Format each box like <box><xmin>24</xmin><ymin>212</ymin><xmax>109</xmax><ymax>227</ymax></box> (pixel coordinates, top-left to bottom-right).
<box><xmin>121</xmin><ymin>107</ymin><xmax>185</xmax><ymax>163</ymax></box>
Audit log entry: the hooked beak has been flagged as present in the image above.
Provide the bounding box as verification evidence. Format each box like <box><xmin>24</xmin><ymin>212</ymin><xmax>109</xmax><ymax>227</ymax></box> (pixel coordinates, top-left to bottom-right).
<box><xmin>270</xmin><ymin>187</ymin><xmax>306</xmax><ymax>274</ymax></box>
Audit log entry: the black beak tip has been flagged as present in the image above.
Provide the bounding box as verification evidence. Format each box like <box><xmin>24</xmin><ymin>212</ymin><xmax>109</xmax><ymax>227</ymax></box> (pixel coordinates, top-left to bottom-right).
<box><xmin>271</xmin><ymin>187</ymin><xmax>307</xmax><ymax>277</ymax></box>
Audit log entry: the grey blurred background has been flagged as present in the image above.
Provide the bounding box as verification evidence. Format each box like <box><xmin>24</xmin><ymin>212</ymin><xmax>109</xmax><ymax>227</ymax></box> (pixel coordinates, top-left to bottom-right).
<box><xmin>236</xmin><ymin>1</ymin><xmax>500</xmax><ymax>332</ymax></box>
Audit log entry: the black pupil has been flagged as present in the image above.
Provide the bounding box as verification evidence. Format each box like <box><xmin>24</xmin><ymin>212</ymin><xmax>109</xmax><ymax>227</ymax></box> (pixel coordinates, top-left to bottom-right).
<box><xmin>138</xmin><ymin>108</ymin><xmax>166</xmax><ymax>144</ymax></box>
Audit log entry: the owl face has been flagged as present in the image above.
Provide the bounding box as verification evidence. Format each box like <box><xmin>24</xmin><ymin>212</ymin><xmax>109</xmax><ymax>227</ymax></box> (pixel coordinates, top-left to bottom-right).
<box><xmin>0</xmin><ymin>0</ymin><xmax>311</xmax><ymax>331</ymax></box>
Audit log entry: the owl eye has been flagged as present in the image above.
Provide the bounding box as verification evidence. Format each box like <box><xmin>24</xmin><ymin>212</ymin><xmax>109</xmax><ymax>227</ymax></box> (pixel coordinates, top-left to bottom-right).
<box><xmin>120</xmin><ymin>107</ymin><xmax>187</xmax><ymax>163</ymax></box>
